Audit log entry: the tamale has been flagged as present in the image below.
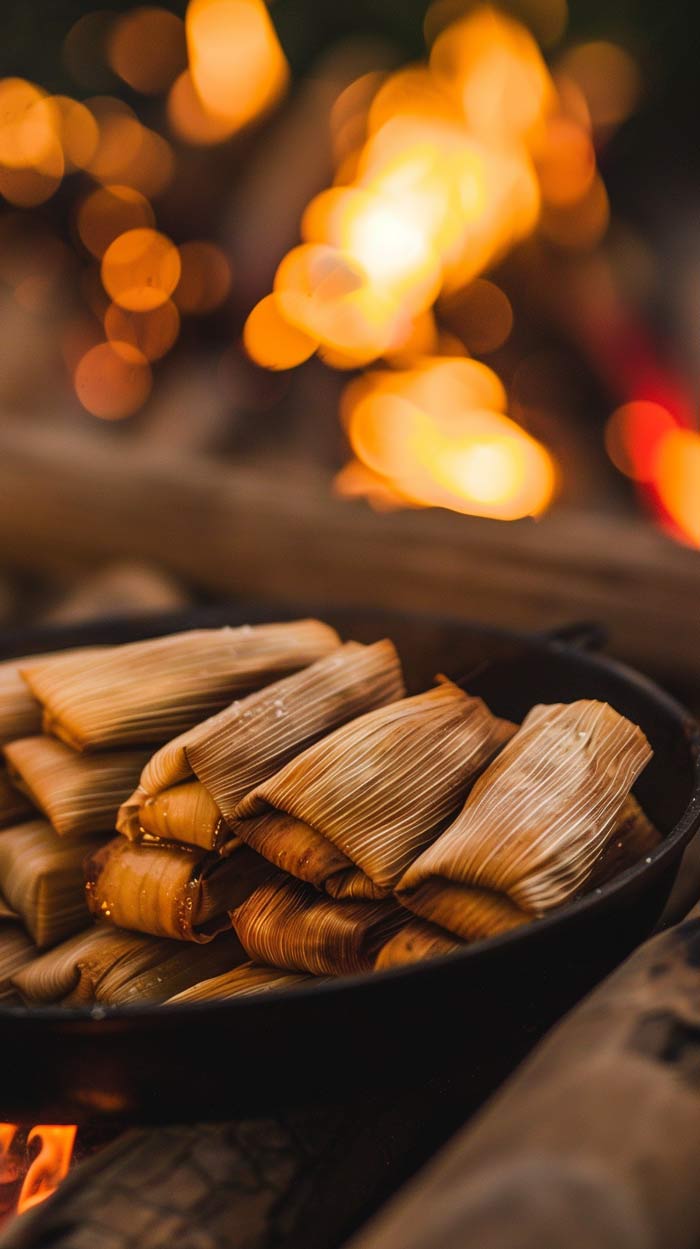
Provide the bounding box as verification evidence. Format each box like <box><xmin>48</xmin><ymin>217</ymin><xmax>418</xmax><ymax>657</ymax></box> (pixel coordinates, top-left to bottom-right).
<box><xmin>231</xmin><ymin>873</ymin><xmax>409</xmax><ymax>975</ymax></box>
<box><xmin>85</xmin><ymin>837</ymin><xmax>272</xmax><ymax>942</ymax></box>
<box><xmin>585</xmin><ymin>794</ymin><xmax>661</xmax><ymax>890</ymax></box>
<box><xmin>0</xmin><ymin>924</ymin><xmax>37</xmax><ymax>1002</ymax></box>
<box><xmin>0</xmin><ymin>820</ymin><xmax>103</xmax><ymax>948</ymax></box>
<box><xmin>398</xmin><ymin>700</ymin><xmax>652</xmax><ymax>936</ymax></box>
<box><xmin>12</xmin><ymin>924</ymin><xmax>246</xmax><ymax>1006</ymax></box>
<box><xmin>375</xmin><ymin>920</ymin><xmax>465</xmax><ymax>970</ymax></box>
<box><xmin>0</xmin><ymin>647</ymin><xmax>101</xmax><ymax>747</ymax></box>
<box><xmin>233</xmin><ymin>681</ymin><xmax>516</xmax><ymax>899</ymax></box>
<box><xmin>4</xmin><ymin>737</ymin><xmax>151</xmax><ymax>838</ymax></box>
<box><xmin>21</xmin><ymin>620</ymin><xmax>340</xmax><ymax>751</ymax></box>
<box><xmin>0</xmin><ymin>767</ymin><xmax>33</xmax><ymax>829</ymax></box>
<box><xmin>117</xmin><ymin>639</ymin><xmax>405</xmax><ymax>850</ymax></box>
<box><xmin>167</xmin><ymin>961</ymin><xmax>321</xmax><ymax>1003</ymax></box>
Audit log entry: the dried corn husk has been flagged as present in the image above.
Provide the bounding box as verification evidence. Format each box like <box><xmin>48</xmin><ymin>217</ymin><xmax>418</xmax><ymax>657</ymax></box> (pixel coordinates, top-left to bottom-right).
<box><xmin>231</xmin><ymin>873</ymin><xmax>409</xmax><ymax>975</ymax></box>
<box><xmin>4</xmin><ymin>737</ymin><xmax>151</xmax><ymax>838</ymax></box>
<box><xmin>85</xmin><ymin>837</ymin><xmax>272</xmax><ymax>942</ymax></box>
<box><xmin>398</xmin><ymin>700</ymin><xmax>652</xmax><ymax>933</ymax></box>
<box><xmin>21</xmin><ymin>620</ymin><xmax>340</xmax><ymax>751</ymax></box>
<box><xmin>12</xmin><ymin>924</ymin><xmax>245</xmax><ymax>1006</ymax></box>
<box><xmin>117</xmin><ymin>639</ymin><xmax>405</xmax><ymax>850</ymax></box>
<box><xmin>0</xmin><ymin>647</ymin><xmax>102</xmax><ymax>746</ymax></box>
<box><xmin>0</xmin><ymin>768</ymin><xmax>33</xmax><ymax>829</ymax></box>
<box><xmin>585</xmin><ymin>794</ymin><xmax>661</xmax><ymax>889</ymax></box>
<box><xmin>234</xmin><ymin>681</ymin><xmax>516</xmax><ymax>899</ymax></box>
<box><xmin>375</xmin><ymin>920</ymin><xmax>465</xmax><ymax>970</ymax></box>
<box><xmin>0</xmin><ymin>820</ymin><xmax>103</xmax><ymax>948</ymax></box>
<box><xmin>167</xmin><ymin>961</ymin><xmax>321</xmax><ymax>1003</ymax></box>
<box><xmin>0</xmin><ymin>924</ymin><xmax>37</xmax><ymax>1002</ymax></box>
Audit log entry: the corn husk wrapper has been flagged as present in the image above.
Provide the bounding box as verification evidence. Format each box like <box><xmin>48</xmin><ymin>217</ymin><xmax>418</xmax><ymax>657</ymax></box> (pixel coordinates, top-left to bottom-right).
<box><xmin>375</xmin><ymin>920</ymin><xmax>464</xmax><ymax>970</ymax></box>
<box><xmin>398</xmin><ymin>700</ymin><xmax>652</xmax><ymax>934</ymax></box>
<box><xmin>0</xmin><ymin>647</ymin><xmax>102</xmax><ymax>747</ymax></box>
<box><xmin>582</xmin><ymin>793</ymin><xmax>661</xmax><ymax>889</ymax></box>
<box><xmin>0</xmin><ymin>768</ymin><xmax>33</xmax><ymax>829</ymax></box>
<box><xmin>0</xmin><ymin>820</ymin><xmax>103</xmax><ymax>948</ymax></box>
<box><xmin>21</xmin><ymin>620</ymin><xmax>340</xmax><ymax>752</ymax></box>
<box><xmin>12</xmin><ymin>924</ymin><xmax>245</xmax><ymax>1006</ymax></box>
<box><xmin>233</xmin><ymin>681</ymin><xmax>516</xmax><ymax>900</ymax></box>
<box><xmin>117</xmin><ymin>639</ymin><xmax>405</xmax><ymax>850</ymax></box>
<box><xmin>167</xmin><ymin>961</ymin><xmax>322</xmax><ymax>1004</ymax></box>
<box><xmin>85</xmin><ymin>837</ymin><xmax>272</xmax><ymax>942</ymax></box>
<box><xmin>231</xmin><ymin>873</ymin><xmax>409</xmax><ymax>975</ymax></box>
<box><xmin>0</xmin><ymin>924</ymin><xmax>38</xmax><ymax>1002</ymax></box>
<box><xmin>4</xmin><ymin>737</ymin><xmax>151</xmax><ymax>839</ymax></box>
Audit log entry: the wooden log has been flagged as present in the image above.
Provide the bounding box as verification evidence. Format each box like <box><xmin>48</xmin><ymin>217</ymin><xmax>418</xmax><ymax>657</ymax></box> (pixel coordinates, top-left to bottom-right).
<box><xmin>0</xmin><ymin>425</ymin><xmax>697</xmax><ymax>685</ymax></box>
<box><xmin>41</xmin><ymin>562</ymin><xmax>191</xmax><ymax>625</ymax></box>
<box><xmin>345</xmin><ymin>900</ymin><xmax>700</xmax><ymax>1249</ymax></box>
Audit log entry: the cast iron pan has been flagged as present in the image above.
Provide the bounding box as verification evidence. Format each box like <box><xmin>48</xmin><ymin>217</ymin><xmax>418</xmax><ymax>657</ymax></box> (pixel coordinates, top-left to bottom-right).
<box><xmin>0</xmin><ymin>603</ymin><xmax>698</xmax><ymax>1124</ymax></box>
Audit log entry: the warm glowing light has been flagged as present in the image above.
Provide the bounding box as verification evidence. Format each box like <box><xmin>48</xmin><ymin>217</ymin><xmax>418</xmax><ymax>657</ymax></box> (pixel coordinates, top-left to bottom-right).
<box><xmin>63</xmin><ymin>12</ymin><xmax>116</xmax><ymax>91</ymax></box>
<box><xmin>654</xmin><ymin>428</ymin><xmax>700</xmax><ymax>547</ymax></box>
<box><xmin>77</xmin><ymin>185</ymin><xmax>155</xmax><ymax>259</ymax></box>
<box><xmin>105</xmin><ymin>299</ymin><xmax>180</xmax><ymax>361</ymax></box>
<box><xmin>47</xmin><ymin>96</ymin><xmax>99</xmax><ymax>171</ymax></box>
<box><xmin>243</xmin><ymin>293</ymin><xmax>317</xmax><ymax>369</ymax></box>
<box><xmin>17</xmin><ymin>1127</ymin><xmax>77</xmax><ymax>1215</ymax></box>
<box><xmin>559</xmin><ymin>41</ymin><xmax>641</xmax><ymax>131</ymax></box>
<box><xmin>605</xmin><ymin>400</ymin><xmax>677</xmax><ymax>482</ymax></box>
<box><xmin>185</xmin><ymin>0</ymin><xmax>289</xmax><ymax>137</ymax></box>
<box><xmin>534</xmin><ymin>115</ymin><xmax>595</xmax><ymax>206</ymax></box>
<box><xmin>0</xmin><ymin>79</ymin><xmax>55</xmax><ymax>169</ymax></box>
<box><xmin>101</xmin><ymin>228</ymin><xmax>181</xmax><ymax>311</ymax></box>
<box><xmin>108</xmin><ymin>7</ymin><xmax>187</xmax><ymax>95</ymax></box>
<box><xmin>540</xmin><ymin>171</ymin><xmax>609</xmax><ymax>249</ymax></box>
<box><xmin>167</xmin><ymin>69</ymin><xmax>237</xmax><ymax>145</ymax></box>
<box><xmin>85</xmin><ymin>97</ymin><xmax>144</xmax><ymax>182</ymax></box>
<box><xmin>174</xmin><ymin>240</ymin><xmax>232</xmax><ymax>313</ymax></box>
<box><xmin>74</xmin><ymin>341</ymin><xmax>153</xmax><ymax>419</ymax></box>
<box><xmin>439</xmin><ymin>278</ymin><xmax>513</xmax><ymax>354</ymax></box>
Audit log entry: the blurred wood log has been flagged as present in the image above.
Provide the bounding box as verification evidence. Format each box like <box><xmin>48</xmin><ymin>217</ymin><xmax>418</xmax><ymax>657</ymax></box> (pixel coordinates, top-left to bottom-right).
<box><xmin>0</xmin><ymin>424</ymin><xmax>697</xmax><ymax>685</ymax></box>
<box><xmin>345</xmin><ymin>901</ymin><xmax>700</xmax><ymax>1249</ymax></box>
<box><xmin>41</xmin><ymin>562</ymin><xmax>191</xmax><ymax>625</ymax></box>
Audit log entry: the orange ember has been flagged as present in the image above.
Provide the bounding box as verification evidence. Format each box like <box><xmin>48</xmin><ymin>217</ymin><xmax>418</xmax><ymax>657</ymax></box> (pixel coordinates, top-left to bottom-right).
<box><xmin>0</xmin><ymin>1124</ymin><xmax>78</xmax><ymax>1219</ymax></box>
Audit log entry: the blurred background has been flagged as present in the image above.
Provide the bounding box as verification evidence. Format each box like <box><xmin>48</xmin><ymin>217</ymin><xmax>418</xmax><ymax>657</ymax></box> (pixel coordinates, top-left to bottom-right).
<box><xmin>0</xmin><ymin>0</ymin><xmax>697</xmax><ymax>691</ymax></box>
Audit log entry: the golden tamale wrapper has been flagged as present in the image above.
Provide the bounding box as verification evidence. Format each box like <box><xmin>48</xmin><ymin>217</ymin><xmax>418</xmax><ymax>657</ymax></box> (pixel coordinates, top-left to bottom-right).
<box><xmin>398</xmin><ymin>700</ymin><xmax>652</xmax><ymax>934</ymax></box>
<box><xmin>117</xmin><ymin>639</ymin><xmax>405</xmax><ymax>850</ymax></box>
<box><xmin>231</xmin><ymin>872</ymin><xmax>409</xmax><ymax>975</ymax></box>
<box><xmin>167</xmin><ymin>961</ymin><xmax>322</xmax><ymax>1004</ymax></box>
<box><xmin>4</xmin><ymin>736</ymin><xmax>151</xmax><ymax>838</ymax></box>
<box><xmin>0</xmin><ymin>923</ymin><xmax>37</xmax><ymax>1003</ymax></box>
<box><xmin>585</xmin><ymin>794</ymin><xmax>661</xmax><ymax>889</ymax></box>
<box><xmin>0</xmin><ymin>820</ymin><xmax>103</xmax><ymax>948</ymax></box>
<box><xmin>12</xmin><ymin>923</ymin><xmax>246</xmax><ymax>1006</ymax></box>
<box><xmin>0</xmin><ymin>646</ymin><xmax>102</xmax><ymax>747</ymax></box>
<box><xmin>233</xmin><ymin>680</ymin><xmax>516</xmax><ymax>899</ymax></box>
<box><xmin>0</xmin><ymin>767</ymin><xmax>33</xmax><ymax>830</ymax></box>
<box><xmin>85</xmin><ymin>837</ymin><xmax>272</xmax><ymax>942</ymax></box>
<box><xmin>375</xmin><ymin>919</ymin><xmax>465</xmax><ymax>970</ymax></box>
<box><xmin>21</xmin><ymin>620</ymin><xmax>340</xmax><ymax>751</ymax></box>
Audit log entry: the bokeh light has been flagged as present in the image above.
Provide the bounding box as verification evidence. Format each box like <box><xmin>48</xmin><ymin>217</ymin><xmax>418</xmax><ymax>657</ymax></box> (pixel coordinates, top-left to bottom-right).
<box><xmin>104</xmin><ymin>299</ymin><xmax>180</xmax><ymax>362</ymax></box>
<box><xmin>605</xmin><ymin>400</ymin><xmax>677</xmax><ymax>482</ymax></box>
<box><xmin>108</xmin><ymin>8</ymin><xmax>187</xmax><ymax>96</ymax></box>
<box><xmin>243</xmin><ymin>294</ymin><xmax>317</xmax><ymax>369</ymax></box>
<box><xmin>101</xmin><ymin>228</ymin><xmax>181</xmax><ymax>311</ymax></box>
<box><xmin>558</xmin><ymin>41</ymin><xmax>641</xmax><ymax>132</ymax></box>
<box><xmin>73</xmin><ymin>341</ymin><xmax>153</xmax><ymax>419</ymax></box>
<box><xmin>174</xmin><ymin>241</ymin><xmax>231</xmax><ymax>313</ymax></box>
<box><xmin>654</xmin><ymin>429</ymin><xmax>700</xmax><ymax>547</ymax></box>
<box><xmin>76</xmin><ymin>185</ymin><xmax>155</xmax><ymax>258</ymax></box>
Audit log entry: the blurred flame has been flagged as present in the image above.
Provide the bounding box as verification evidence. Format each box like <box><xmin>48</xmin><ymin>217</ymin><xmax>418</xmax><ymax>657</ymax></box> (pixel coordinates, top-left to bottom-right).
<box><xmin>101</xmin><ymin>228</ymin><xmax>181</xmax><ymax>311</ymax></box>
<box><xmin>74</xmin><ymin>340</ymin><xmax>153</xmax><ymax>418</ymax></box>
<box><xmin>108</xmin><ymin>7</ymin><xmax>187</xmax><ymax>96</ymax></box>
<box><xmin>17</xmin><ymin>1127</ymin><xmax>77</xmax><ymax>1215</ymax></box>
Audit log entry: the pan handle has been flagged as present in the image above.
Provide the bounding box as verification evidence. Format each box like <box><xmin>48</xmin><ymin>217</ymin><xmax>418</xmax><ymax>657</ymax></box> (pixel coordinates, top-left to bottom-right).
<box><xmin>541</xmin><ymin>621</ymin><xmax>608</xmax><ymax>652</ymax></box>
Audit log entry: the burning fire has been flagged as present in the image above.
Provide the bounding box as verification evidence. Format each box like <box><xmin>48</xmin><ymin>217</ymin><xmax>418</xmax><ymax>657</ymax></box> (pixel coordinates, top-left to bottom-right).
<box><xmin>0</xmin><ymin>1124</ymin><xmax>77</xmax><ymax>1218</ymax></box>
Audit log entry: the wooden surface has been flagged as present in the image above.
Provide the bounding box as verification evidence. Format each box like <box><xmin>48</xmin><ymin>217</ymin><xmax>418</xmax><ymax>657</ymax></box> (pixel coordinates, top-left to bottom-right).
<box><xmin>0</xmin><ymin>424</ymin><xmax>698</xmax><ymax>686</ymax></box>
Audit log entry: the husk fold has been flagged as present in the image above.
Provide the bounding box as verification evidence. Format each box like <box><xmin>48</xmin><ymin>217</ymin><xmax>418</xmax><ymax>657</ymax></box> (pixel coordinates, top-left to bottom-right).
<box><xmin>21</xmin><ymin>620</ymin><xmax>340</xmax><ymax>751</ymax></box>
<box><xmin>4</xmin><ymin>737</ymin><xmax>151</xmax><ymax>838</ymax></box>
<box><xmin>233</xmin><ymin>681</ymin><xmax>516</xmax><ymax>899</ymax></box>
<box><xmin>374</xmin><ymin>920</ymin><xmax>464</xmax><ymax>969</ymax></box>
<box><xmin>398</xmin><ymin>700</ymin><xmax>652</xmax><ymax>934</ymax></box>
<box><xmin>0</xmin><ymin>820</ymin><xmax>103</xmax><ymax>948</ymax></box>
<box><xmin>0</xmin><ymin>924</ymin><xmax>38</xmax><ymax>1002</ymax></box>
<box><xmin>230</xmin><ymin>873</ymin><xmax>409</xmax><ymax>975</ymax></box>
<box><xmin>0</xmin><ymin>647</ymin><xmax>101</xmax><ymax>747</ymax></box>
<box><xmin>167</xmin><ymin>961</ymin><xmax>321</xmax><ymax>1003</ymax></box>
<box><xmin>117</xmin><ymin>639</ymin><xmax>405</xmax><ymax>850</ymax></box>
<box><xmin>12</xmin><ymin>924</ymin><xmax>246</xmax><ymax>1005</ymax></box>
<box><xmin>85</xmin><ymin>837</ymin><xmax>272</xmax><ymax>941</ymax></box>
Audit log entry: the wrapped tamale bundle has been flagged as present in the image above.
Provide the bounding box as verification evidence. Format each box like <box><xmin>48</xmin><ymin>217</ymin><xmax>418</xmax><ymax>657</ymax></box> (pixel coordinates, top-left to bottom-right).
<box><xmin>21</xmin><ymin>620</ymin><xmax>340</xmax><ymax>751</ymax></box>
<box><xmin>234</xmin><ymin>681</ymin><xmax>516</xmax><ymax>900</ymax></box>
<box><xmin>0</xmin><ymin>924</ymin><xmax>37</xmax><ymax>1002</ymax></box>
<box><xmin>398</xmin><ymin>700</ymin><xmax>652</xmax><ymax>938</ymax></box>
<box><xmin>0</xmin><ymin>647</ymin><xmax>101</xmax><ymax>746</ymax></box>
<box><xmin>12</xmin><ymin>924</ymin><xmax>245</xmax><ymax>1006</ymax></box>
<box><xmin>231</xmin><ymin>873</ymin><xmax>409</xmax><ymax>975</ymax></box>
<box><xmin>85</xmin><ymin>837</ymin><xmax>272</xmax><ymax>942</ymax></box>
<box><xmin>0</xmin><ymin>820</ymin><xmax>103</xmax><ymax>948</ymax></box>
<box><xmin>117</xmin><ymin>639</ymin><xmax>405</xmax><ymax>850</ymax></box>
<box><xmin>375</xmin><ymin>920</ymin><xmax>465</xmax><ymax>970</ymax></box>
<box><xmin>4</xmin><ymin>737</ymin><xmax>151</xmax><ymax>838</ymax></box>
<box><xmin>167</xmin><ymin>961</ymin><xmax>321</xmax><ymax>1004</ymax></box>
<box><xmin>0</xmin><ymin>768</ymin><xmax>33</xmax><ymax>829</ymax></box>
<box><xmin>585</xmin><ymin>794</ymin><xmax>661</xmax><ymax>889</ymax></box>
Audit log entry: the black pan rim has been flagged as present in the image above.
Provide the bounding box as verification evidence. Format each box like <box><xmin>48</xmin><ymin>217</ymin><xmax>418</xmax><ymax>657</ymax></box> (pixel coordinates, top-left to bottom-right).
<box><xmin>1</xmin><ymin>601</ymin><xmax>698</xmax><ymax>1027</ymax></box>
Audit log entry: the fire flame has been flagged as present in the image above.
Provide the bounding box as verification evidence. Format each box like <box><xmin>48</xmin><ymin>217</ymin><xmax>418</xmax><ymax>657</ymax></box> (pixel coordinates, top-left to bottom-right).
<box><xmin>0</xmin><ymin>1124</ymin><xmax>77</xmax><ymax>1217</ymax></box>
